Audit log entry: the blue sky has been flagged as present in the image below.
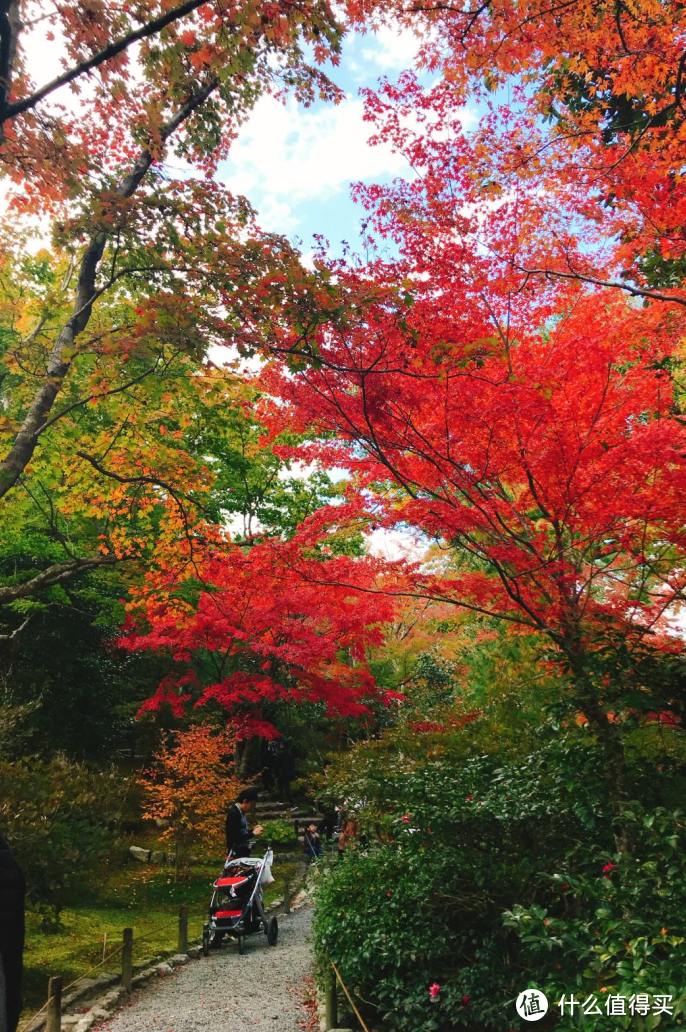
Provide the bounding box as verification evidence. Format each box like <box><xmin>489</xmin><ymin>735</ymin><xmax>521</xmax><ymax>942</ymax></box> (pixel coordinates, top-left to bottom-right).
<box><xmin>216</xmin><ymin>27</ymin><xmax>430</xmax><ymax>258</ymax></box>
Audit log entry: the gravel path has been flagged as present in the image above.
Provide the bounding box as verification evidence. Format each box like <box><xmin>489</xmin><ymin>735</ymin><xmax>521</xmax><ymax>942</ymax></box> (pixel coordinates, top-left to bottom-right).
<box><xmin>101</xmin><ymin>906</ymin><xmax>313</xmax><ymax>1032</ymax></box>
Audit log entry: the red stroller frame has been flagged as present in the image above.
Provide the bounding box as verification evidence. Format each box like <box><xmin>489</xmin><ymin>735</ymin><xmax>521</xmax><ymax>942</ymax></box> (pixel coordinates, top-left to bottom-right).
<box><xmin>202</xmin><ymin>846</ymin><xmax>278</xmax><ymax>955</ymax></box>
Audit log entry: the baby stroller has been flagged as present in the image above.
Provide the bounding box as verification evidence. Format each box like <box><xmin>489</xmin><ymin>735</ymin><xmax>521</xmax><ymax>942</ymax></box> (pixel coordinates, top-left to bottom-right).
<box><xmin>202</xmin><ymin>846</ymin><xmax>278</xmax><ymax>955</ymax></box>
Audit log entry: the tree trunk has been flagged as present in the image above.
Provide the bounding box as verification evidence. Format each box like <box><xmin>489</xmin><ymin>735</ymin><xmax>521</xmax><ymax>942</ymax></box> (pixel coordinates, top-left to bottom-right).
<box><xmin>0</xmin><ymin>77</ymin><xmax>217</xmax><ymax>502</ymax></box>
<box><xmin>236</xmin><ymin>736</ymin><xmax>262</xmax><ymax>781</ymax></box>
<box><xmin>0</xmin><ymin>0</ymin><xmax>21</xmax><ymax>147</ymax></box>
<box><xmin>565</xmin><ymin>638</ymin><xmax>632</xmax><ymax>853</ymax></box>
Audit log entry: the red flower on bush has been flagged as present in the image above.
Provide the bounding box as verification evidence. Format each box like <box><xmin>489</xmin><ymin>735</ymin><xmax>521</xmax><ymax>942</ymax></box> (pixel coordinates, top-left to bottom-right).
<box><xmin>462</xmin><ymin>995</ymin><xmax>470</xmax><ymax>1006</ymax></box>
<box><xmin>429</xmin><ymin>983</ymin><xmax>441</xmax><ymax>998</ymax></box>
<box><xmin>602</xmin><ymin>862</ymin><xmax>616</xmax><ymax>878</ymax></box>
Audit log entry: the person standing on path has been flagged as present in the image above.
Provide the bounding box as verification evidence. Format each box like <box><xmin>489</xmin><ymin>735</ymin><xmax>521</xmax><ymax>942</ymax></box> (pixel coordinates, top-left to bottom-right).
<box><xmin>0</xmin><ymin>834</ymin><xmax>25</xmax><ymax>1032</ymax></box>
<box><xmin>317</xmin><ymin>805</ymin><xmax>340</xmax><ymax>844</ymax></box>
<box><xmin>225</xmin><ymin>787</ymin><xmax>263</xmax><ymax>859</ymax></box>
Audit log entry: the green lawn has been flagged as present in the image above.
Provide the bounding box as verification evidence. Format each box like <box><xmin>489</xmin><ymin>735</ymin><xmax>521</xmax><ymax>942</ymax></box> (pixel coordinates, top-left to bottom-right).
<box><xmin>22</xmin><ymin>854</ymin><xmax>300</xmax><ymax>1020</ymax></box>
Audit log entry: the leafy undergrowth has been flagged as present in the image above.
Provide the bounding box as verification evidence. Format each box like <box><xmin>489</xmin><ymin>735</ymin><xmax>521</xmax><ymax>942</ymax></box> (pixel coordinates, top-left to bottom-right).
<box><xmin>22</xmin><ymin>854</ymin><xmax>298</xmax><ymax>1020</ymax></box>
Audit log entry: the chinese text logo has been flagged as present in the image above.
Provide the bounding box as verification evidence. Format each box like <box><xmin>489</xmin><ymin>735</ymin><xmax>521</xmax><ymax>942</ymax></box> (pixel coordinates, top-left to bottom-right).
<box><xmin>516</xmin><ymin>989</ymin><xmax>549</xmax><ymax>1022</ymax></box>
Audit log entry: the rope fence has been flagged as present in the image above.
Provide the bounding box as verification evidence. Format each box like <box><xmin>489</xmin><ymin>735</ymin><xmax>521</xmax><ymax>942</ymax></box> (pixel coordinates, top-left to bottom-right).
<box><xmin>22</xmin><ymin>898</ymin><xmax>360</xmax><ymax>1032</ymax></box>
<box><xmin>20</xmin><ymin>906</ymin><xmax>208</xmax><ymax>1032</ymax></box>
<box><xmin>132</xmin><ymin>917</ymin><xmax>180</xmax><ymax>945</ymax></box>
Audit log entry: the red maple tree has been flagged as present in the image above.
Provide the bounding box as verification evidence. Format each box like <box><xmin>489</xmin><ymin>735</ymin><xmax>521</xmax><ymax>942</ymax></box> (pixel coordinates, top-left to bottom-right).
<box><xmin>261</xmin><ymin>116</ymin><xmax>686</xmax><ymax>768</ymax></box>
<box><xmin>121</xmin><ymin>518</ymin><xmax>399</xmax><ymax>738</ymax></box>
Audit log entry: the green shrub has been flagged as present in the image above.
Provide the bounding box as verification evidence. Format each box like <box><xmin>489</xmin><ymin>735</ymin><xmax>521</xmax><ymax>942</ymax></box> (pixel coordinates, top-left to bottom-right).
<box><xmin>0</xmin><ymin>754</ymin><xmax>125</xmax><ymax>930</ymax></box>
<box><xmin>260</xmin><ymin>818</ymin><xmax>298</xmax><ymax>846</ymax></box>
<box><xmin>313</xmin><ymin>729</ymin><xmax>686</xmax><ymax>1031</ymax></box>
<box><xmin>505</xmin><ymin>806</ymin><xmax>686</xmax><ymax>1030</ymax></box>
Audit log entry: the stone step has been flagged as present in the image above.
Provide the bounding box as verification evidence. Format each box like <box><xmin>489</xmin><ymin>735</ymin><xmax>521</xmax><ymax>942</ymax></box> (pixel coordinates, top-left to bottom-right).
<box><xmin>256</xmin><ymin>804</ymin><xmax>299</xmax><ymax>813</ymax></box>
<box><xmin>256</xmin><ymin>797</ymin><xmax>316</xmax><ymax>809</ymax></box>
<box><xmin>256</xmin><ymin>809</ymin><xmax>320</xmax><ymax>821</ymax></box>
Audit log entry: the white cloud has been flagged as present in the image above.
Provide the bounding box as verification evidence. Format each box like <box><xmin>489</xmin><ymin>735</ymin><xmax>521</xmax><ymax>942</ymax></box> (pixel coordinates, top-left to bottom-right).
<box><xmin>361</xmin><ymin>26</ymin><xmax>423</xmax><ymax>70</ymax></box>
<box><xmin>219</xmin><ymin>94</ymin><xmax>408</xmax><ymax>231</ymax></box>
<box><xmin>255</xmin><ymin>195</ymin><xmax>298</xmax><ymax>233</ymax></box>
<box><xmin>23</xmin><ymin>14</ymin><xmax>65</xmax><ymax>86</ymax></box>
<box><xmin>278</xmin><ymin>459</ymin><xmax>318</xmax><ymax>482</ymax></box>
<box><xmin>366</xmin><ymin>527</ymin><xmax>425</xmax><ymax>562</ymax></box>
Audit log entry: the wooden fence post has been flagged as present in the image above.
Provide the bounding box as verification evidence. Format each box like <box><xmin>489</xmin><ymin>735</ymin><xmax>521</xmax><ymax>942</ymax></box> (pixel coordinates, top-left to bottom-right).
<box><xmin>284</xmin><ymin>878</ymin><xmax>291</xmax><ymax>915</ymax></box>
<box><xmin>178</xmin><ymin>904</ymin><xmax>188</xmax><ymax>953</ymax></box>
<box><xmin>45</xmin><ymin>975</ymin><xmax>62</xmax><ymax>1032</ymax></box>
<box><xmin>324</xmin><ymin>966</ymin><xmax>338</xmax><ymax>1030</ymax></box>
<box><xmin>122</xmin><ymin>927</ymin><xmax>133</xmax><ymax>992</ymax></box>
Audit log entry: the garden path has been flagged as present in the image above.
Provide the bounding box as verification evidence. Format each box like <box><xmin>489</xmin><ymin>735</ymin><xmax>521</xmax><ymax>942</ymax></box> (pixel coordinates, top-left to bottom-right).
<box><xmin>99</xmin><ymin>905</ymin><xmax>313</xmax><ymax>1032</ymax></box>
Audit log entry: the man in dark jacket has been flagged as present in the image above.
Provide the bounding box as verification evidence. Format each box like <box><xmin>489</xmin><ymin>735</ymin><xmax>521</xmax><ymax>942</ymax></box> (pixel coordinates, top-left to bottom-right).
<box><xmin>317</xmin><ymin>805</ymin><xmax>341</xmax><ymax>844</ymax></box>
<box><xmin>0</xmin><ymin>834</ymin><xmax>25</xmax><ymax>1032</ymax></box>
<box><xmin>225</xmin><ymin>788</ymin><xmax>263</xmax><ymax>859</ymax></box>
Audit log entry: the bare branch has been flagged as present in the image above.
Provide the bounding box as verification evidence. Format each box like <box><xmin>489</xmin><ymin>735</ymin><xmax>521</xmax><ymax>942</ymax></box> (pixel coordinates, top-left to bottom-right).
<box><xmin>513</xmin><ymin>262</ymin><xmax>686</xmax><ymax>307</ymax></box>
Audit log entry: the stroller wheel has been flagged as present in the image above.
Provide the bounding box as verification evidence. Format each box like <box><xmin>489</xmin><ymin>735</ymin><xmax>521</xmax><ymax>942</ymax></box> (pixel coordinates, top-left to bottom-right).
<box><xmin>202</xmin><ymin>924</ymin><xmax>210</xmax><ymax>957</ymax></box>
<box><xmin>237</xmin><ymin>934</ymin><xmax>245</xmax><ymax>955</ymax></box>
<box><xmin>266</xmin><ymin>916</ymin><xmax>278</xmax><ymax>946</ymax></box>
<box><xmin>209</xmin><ymin>929</ymin><xmax>224</xmax><ymax>949</ymax></box>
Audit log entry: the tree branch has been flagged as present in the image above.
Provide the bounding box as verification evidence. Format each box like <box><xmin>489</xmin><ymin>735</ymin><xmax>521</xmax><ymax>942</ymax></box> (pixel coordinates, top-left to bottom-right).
<box><xmin>3</xmin><ymin>0</ymin><xmax>208</xmax><ymax>123</ymax></box>
<box><xmin>0</xmin><ymin>556</ymin><xmax>119</xmax><ymax>606</ymax></box>
<box><xmin>37</xmin><ymin>358</ymin><xmax>161</xmax><ymax>436</ymax></box>
<box><xmin>513</xmin><ymin>261</ymin><xmax>686</xmax><ymax>307</ymax></box>
<box><xmin>0</xmin><ymin>612</ymin><xmax>33</xmax><ymax>639</ymax></box>
<box><xmin>0</xmin><ymin>0</ymin><xmax>19</xmax><ymax>131</ymax></box>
